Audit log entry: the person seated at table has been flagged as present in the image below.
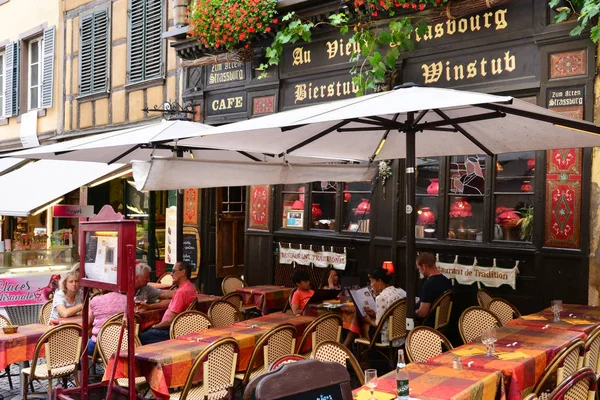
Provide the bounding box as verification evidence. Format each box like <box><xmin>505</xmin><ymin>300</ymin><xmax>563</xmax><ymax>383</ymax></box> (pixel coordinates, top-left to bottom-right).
<box><xmin>133</xmin><ymin>263</ymin><xmax>173</xmax><ymax>309</ymax></box>
<box><xmin>49</xmin><ymin>270</ymin><xmax>83</xmax><ymax>322</ymax></box>
<box><xmin>321</xmin><ymin>268</ymin><xmax>342</xmax><ymax>290</ymax></box>
<box><xmin>343</xmin><ymin>267</ymin><xmax>406</xmax><ymax>347</ymax></box>
<box><xmin>291</xmin><ymin>270</ymin><xmax>314</xmax><ymax>315</ymax></box>
<box><xmin>415</xmin><ymin>252</ymin><xmax>452</xmax><ymax>324</ymax></box>
<box><xmin>138</xmin><ymin>261</ymin><xmax>197</xmax><ymax>345</ymax></box>
<box><xmin>87</xmin><ymin>290</ymin><xmax>127</xmax><ymax>355</ymax></box>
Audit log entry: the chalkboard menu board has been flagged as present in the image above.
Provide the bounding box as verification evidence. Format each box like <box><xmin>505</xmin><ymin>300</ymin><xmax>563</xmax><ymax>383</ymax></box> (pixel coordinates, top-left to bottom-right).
<box><xmin>182</xmin><ymin>227</ymin><xmax>201</xmax><ymax>278</ymax></box>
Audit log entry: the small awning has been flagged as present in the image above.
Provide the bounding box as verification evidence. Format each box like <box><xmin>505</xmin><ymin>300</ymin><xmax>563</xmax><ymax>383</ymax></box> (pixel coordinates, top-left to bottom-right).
<box><xmin>0</xmin><ymin>160</ymin><xmax>124</xmax><ymax>216</ymax></box>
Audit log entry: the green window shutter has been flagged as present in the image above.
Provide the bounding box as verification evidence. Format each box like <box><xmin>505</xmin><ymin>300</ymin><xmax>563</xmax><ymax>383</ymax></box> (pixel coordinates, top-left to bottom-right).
<box><xmin>128</xmin><ymin>0</ymin><xmax>163</xmax><ymax>84</ymax></box>
<box><xmin>4</xmin><ymin>41</ymin><xmax>19</xmax><ymax>117</ymax></box>
<box><xmin>41</xmin><ymin>26</ymin><xmax>56</xmax><ymax>108</ymax></box>
<box><xmin>80</xmin><ymin>10</ymin><xmax>109</xmax><ymax>96</ymax></box>
<box><xmin>92</xmin><ymin>9</ymin><xmax>109</xmax><ymax>93</ymax></box>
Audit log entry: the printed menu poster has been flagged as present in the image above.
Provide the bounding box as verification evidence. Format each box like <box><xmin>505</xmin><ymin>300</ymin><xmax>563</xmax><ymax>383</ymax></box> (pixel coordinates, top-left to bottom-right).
<box><xmin>165</xmin><ymin>206</ymin><xmax>177</xmax><ymax>264</ymax></box>
<box><xmin>84</xmin><ymin>232</ymin><xmax>118</xmax><ymax>284</ymax></box>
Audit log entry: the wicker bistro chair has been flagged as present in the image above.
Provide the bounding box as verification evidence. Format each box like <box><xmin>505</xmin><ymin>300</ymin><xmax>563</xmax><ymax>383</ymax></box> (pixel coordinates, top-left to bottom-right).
<box><xmin>489</xmin><ymin>298</ymin><xmax>522</xmax><ymax>326</ymax></box>
<box><xmin>547</xmin><ymin>367</ymin><xmax>598</xmax><ymax>400</ymax></box>
<box><xmin>422</xmin><ymin>289</ymin><xmax>453</xmax><ymax>331</ymax></box>
<box><xmin>0</xmin><ymin>314</ymin><xmax>15</xmax><ymax>389</ymax></box>
<box><xmin>208</xmin><ymin>300</ymin><xmax>243</xmax><ymax>328</ymax></box>
<box><xmin>476</xmin><ymin>288</ymin><xmax>494</xmax><ymax>309</ymax></box>
<box><xmin>235</xmin><ymin>323</ymin><xmax>297</xmax><ymax>387</ymax></box>
<box><xmin>157</xmin><ymin>272</ymin><xmax>174</xmax><ymax>285</ymax></box>
<box><xmin>458</xmin><ymin>306</ymin><xmax>502</xmax><ymax>344</ymax></box>
<box><xmin>21</xmin><ymin>323</ymin><xmax>82</xmax><ymax>400</ymax></box>
<box><xmin>297</xmin><ymin>313</ymin><xmax>342</xmax><ymax>356</ymax></box>
<box><xmin>312</xmin><ymin>340</ymin><xmax>365</xmax><ymax>386</ymax></box>
<box><xmin>222</xmin><ymin>275</ymin><xmax>247</xmax><ymax>295</ymax></box>
<box><xmin>222</xmin><ymin>292</ymin><xmax>260</xmax><ymax>320</ymax></box>
<box><xmin>282</xmin><ymin>287</ymin><xmax>297</xmax><ymax>314</ymax></box>
<box><xmin>582</xmin><ymin>326</ymin><xmax>600</xmax><ymax>374</ymax></box>
<box><xmin>170</xmin><ymin>311</ymin><xmax>213</xmax><ymax>339</ymax></box>
<box><xmin>354</xmin><ymin>299</ymin><xmax>407</xmax><ymax>367</ymax></box>
<box><xmin>406</xmin><ymin>326</ymin><xmax>454</xmax><ymax>363</ymax></box>
<box><xmin>187</xmin><ymin>297</ymin><xmax>199</xmax><ymax>311</ymax></box>
<box><xmin>39</xmin><ymin>300</ymin><xmax>53</xmax><ymax>324</ymax></box>
<box><xmin>268</xmin><ymin>354</ymin><xmax>306</xmax><ymax>371</ymax></box>
<box><xmin>533</xmin><ymin>339</ymin><xmax>586</xmax><ymax>399</ymax></box>
<box><xmin>170</xmin><ymin>337</ymin><xmax>239</xmax><ymax>400</ymax></box>
<box><xmin>523</xmin><ymin>395</ymin><xmax>539</xmax><ymax>400</ymax></box>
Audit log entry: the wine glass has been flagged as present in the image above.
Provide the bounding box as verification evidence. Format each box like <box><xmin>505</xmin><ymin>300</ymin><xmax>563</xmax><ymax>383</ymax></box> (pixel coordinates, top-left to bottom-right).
<box><xmin>481</xmin><ymin>329</ymin><xmax>491</xmax><ymax>356</ymax></box>
<box><xmin>364</xmin><ymin>369</ymin><xmax>378</xmax><ymax>400</ymax></box>
<box><xmin>488</xmin><ymin>327</ymin><xmax>497</xmax><ymax>356</ymax></box>
<box><xmin>551</xmin><ymin>300</ymin><xmax>563</xmax><ymax>322</ymax></box>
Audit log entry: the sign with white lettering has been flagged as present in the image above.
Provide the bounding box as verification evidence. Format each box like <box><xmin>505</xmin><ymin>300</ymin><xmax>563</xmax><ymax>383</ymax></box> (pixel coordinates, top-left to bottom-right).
<box><xmin>206</xmin><ymin>62</ymin><xmax>246</xmax><ymax>86</ymax></box>
<box><xmin>206</xmin><ymin>91</ymin><xmax>247</xmax><ymax>116</ymax></box>
<box><xmin>53</xmin><ymin>205</ymin><xmax>95</xmax><ymax>218</ymax></box>
<box><xmin>548</xmin><ymin>86</ymin><xmax>585</xmax><ymax>119</ymax></box>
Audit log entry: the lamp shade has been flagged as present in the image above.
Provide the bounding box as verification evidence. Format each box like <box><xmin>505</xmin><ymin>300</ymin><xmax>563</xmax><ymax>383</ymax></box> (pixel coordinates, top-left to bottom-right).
<box><xmin>417</xmin><ymin>207</ymin><xmax>435</xmax><ymax>226</ymax></box>
<box><xmin>382</xmin><ymin>261</ymin><xmax>394</xmax><ymax>274</ymax></box>
<box><xmin>355</xmin><ymin>198</ymin><xmax>371</xmax><ymax>216</ymax></box>
<box><xmin>449</xmin><ymin>197</ymin><xmax>472</xmax><ymax>218</ymax></box>
<box><xmin>292</xmin><ymin>200</ymin><xmax>304</xmax><ymax>209</ymax></box>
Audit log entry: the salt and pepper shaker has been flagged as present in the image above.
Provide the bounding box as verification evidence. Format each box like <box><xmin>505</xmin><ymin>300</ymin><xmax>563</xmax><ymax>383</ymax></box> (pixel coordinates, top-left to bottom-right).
<box><xmin>452</xmin><ymin>356</ymin><xmax>463</xmax><ymax>371</ymax></box>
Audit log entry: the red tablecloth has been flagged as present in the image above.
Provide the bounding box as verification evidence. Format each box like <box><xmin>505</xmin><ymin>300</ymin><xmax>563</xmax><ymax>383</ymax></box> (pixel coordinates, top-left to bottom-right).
<box><xmin>0</xmin><ymin>323</ymin><xmax>49</xmax><ymax>369</ymax></box>
<box><xmin>304</xmin><ymin>301</ymin><xmax>359</xmax><ymax>334</ymax></box>
<box><xmin>427</xmin><ymin>324</ymin><xmax>585</xmax><ymax>399</ymax></box>
<box><xmin>194</xmin><ymin>293</ymin><xmax>221</xmax><ymax>313</ymax></box>
<box><xmin>236</xmin><ymin>285</ymin><xmax>292</xmax><ymax>315</ymax></box>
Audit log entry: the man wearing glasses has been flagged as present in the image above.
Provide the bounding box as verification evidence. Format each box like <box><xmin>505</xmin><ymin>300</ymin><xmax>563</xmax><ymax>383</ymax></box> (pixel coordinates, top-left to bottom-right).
<box><xmin>139</xmin><ymin>261</ymin><xmax>197</xmax><ymax>344</ymax></box>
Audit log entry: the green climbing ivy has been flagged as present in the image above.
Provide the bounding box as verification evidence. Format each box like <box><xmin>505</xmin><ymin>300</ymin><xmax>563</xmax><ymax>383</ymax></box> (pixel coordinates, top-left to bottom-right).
<box><xmin>549</xmin><ymin>0</ymin><xmax>600</xmax><ymax>42</ymax></box>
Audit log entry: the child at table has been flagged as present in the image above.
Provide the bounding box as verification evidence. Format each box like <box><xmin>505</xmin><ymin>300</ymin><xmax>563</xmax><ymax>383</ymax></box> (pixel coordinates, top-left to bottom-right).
<box><xmin>291</xmin><ymin>270</ymin><xmax>314</xmax><ymax>315</ymax></box>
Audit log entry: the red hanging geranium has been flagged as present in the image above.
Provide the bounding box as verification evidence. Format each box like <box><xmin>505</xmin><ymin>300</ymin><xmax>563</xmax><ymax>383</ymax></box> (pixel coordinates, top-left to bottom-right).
<box><xmin>187</xmin><ymin>0</ymin><xmax>277</xmax><ymax>51</ymax></box>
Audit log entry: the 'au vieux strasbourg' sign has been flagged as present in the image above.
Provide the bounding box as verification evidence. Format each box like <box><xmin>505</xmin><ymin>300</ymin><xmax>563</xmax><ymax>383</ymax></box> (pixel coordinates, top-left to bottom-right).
<box><xmin>280</xmin><ymin>0</ymin><xmax>537</xmax><ymax>108</ymax></box>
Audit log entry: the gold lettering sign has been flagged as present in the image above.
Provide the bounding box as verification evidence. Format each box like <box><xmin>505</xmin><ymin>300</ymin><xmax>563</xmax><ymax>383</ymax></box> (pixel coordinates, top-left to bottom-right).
<box><xmin>294</xmin><ymin>79</ymin><xmax>359</xmax><ymax>104</ymax></box>
<box><xmin>211</xmin><ymin>96</ymin><xmax>244</xmax><ymax>111</ymax></box>
<box><xmin>208</xmin><ymin>62</ymin><xmax>245</xmax><ymax>85</ymax></box>
<box><xmin>421</xmin><ymin>50</ymin><xmax>516</xmax><ymax>84</ymax></box>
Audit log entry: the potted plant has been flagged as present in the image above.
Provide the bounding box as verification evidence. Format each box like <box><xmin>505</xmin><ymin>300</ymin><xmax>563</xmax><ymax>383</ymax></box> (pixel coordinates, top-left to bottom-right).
<box><xmin>517</xmin><ymin>206</ymin><xmax>534</xmax><ymax>242</ymax></box>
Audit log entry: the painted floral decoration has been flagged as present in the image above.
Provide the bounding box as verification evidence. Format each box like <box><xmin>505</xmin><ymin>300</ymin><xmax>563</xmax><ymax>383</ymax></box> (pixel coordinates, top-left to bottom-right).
<box><xmin>187</xmin><ymin>0</ymin><xmax>278</xmax><ymax>51</ymax></box>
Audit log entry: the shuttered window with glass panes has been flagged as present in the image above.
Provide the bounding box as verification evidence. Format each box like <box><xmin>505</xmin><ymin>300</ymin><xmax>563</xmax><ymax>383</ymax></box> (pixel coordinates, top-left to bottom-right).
<box><xmin>80</xmin><ymin>10</ymin><xmax>109</xmax><ymax>95</ymax></box>
<box><xmin>128</xmin><ymin>0</ymin><xmax>163</xmax><ymax>84</ymax></box>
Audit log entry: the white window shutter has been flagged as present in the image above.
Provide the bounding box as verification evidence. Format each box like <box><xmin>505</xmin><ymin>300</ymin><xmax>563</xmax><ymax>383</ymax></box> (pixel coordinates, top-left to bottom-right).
<box><xmin>42</xmin><ymin>26</ymin><xmax>56</xmax><ymax>109</ymax></box>
<box><xmin>4</xmin><ymin>41</ymin><xmax>19</xmax><ymax>117</ymax></box>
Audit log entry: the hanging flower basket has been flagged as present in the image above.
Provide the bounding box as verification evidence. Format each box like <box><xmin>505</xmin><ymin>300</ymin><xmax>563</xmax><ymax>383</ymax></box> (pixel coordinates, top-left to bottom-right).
<box><xmin>187</xmin><ymin>0</ymin><xmax>278</xmax><ymax>52</ymax></box>
<box><xmin>344</xmin><ymin>0</ymin><xmax>440</xmax><ymax>18</ymax></box>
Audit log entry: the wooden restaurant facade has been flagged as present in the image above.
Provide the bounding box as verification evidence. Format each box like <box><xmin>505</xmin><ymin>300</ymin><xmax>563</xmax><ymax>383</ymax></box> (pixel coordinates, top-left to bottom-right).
<box><xmin>167</xmin><ymin>0</ymin><xmax>598</xmax><ymax>316</ymax></box>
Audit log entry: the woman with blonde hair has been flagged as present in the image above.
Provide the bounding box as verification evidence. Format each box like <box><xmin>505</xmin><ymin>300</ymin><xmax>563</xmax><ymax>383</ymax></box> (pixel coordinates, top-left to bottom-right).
<box><xmin>48</xmin><ymin>270</ymin><xmax>83</xmax><ymax>321</ymax></box>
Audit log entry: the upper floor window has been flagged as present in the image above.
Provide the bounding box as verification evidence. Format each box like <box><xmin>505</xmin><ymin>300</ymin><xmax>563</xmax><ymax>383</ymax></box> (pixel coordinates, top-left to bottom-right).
<box><xmin>80</xmin><ymin>9</ymin><xmax>109</xmax><ymax>95</ymax></box>
<box><xmin>27</xmin><ymin>38</ymin><xmax>42</xmax><ymax>110</ymax></box>
<box><xmin>128</xmin><ymin>0</ymin><xmax>163</xmax><ymax>84</ymax></box>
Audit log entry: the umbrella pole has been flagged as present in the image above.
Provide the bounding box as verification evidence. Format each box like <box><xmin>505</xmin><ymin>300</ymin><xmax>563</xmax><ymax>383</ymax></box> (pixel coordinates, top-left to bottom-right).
<box><xmin>405</xmin><ymin>112</ymin><xmax>417</xmax><ymax>325</ymax></box>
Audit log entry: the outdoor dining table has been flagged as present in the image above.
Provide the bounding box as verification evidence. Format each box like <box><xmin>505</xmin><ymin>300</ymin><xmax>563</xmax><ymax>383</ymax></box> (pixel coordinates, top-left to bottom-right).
<box><xmin>304</xmin><ymin>300</ymin><xmax>359</xmax><ymax>334</ymax></box>
<box><xmin>426</xmin><ymin>324</ymin><xmax>585</xmax><ymax>400</ymax></box>
<box><xmin>507</xmin><ymin>313</ymin><xmax>599</xmax><ymax>335</ymax></box>
<box><xmin>235</xmin><ymin>285</ymin><xmax>293</xmax><ymax>315</ymax></box>
<box><xmin>50</xmin><ymin>307</ymin><xmax>168</xmax><ymax>331</ymax></box>
<box><xmin>103</xmin><ymin>313</ymin><xmax>315</xmax><ymax>399</ymax></box>
<box><xmin>352</xmin><ymin>363</ymin><xmax>505</xmax><ymax>400</ymax></box>
<box><xmin>0</xmin><ymin>323</ymin><xmax>50</xmax><ymax>370</ymax></box>
<box><xmin>194</xmin><ymin>293</ymin><xmax>221</xmax><ymax>313</ymax></box>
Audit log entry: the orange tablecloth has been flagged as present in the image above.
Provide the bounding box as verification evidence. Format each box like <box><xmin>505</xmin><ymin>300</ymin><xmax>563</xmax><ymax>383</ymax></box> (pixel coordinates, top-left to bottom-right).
<box><xmin>353</xmin><ymin>364</ymin><xmax>505</xmax><ymax>400</ymax></box>
<box><xmin>507</xmin><ymin>316</ymin><xmax>598</xmax><ymax>335</ymax></box>
<box><xmin>304</xmin><ymin>300</ymin><xmax>359</xmax><ymax>334</ymax></box>
<box><xmin>0</xmin><ymin>323</ymin><xmax>49</xmax><ymax>369</ymax></box>
<box><xmin>236</xmin><ymin>285</ymin><xmax>292</xmax><ymax>315</ymax></box>
<box><xmin>104</xmin><ymin>313</ymin><xmax>315</xmax><ymax>399</ymax></box>
<box><xmin>427</xmin><ymin>325</ymin><xmax>584</xmax><ymax>399</ymax></box>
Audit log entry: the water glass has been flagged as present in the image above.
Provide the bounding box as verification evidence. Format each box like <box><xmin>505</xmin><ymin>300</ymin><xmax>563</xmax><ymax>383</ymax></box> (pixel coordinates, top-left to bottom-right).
<box><xmin>364</xmin><ymin>369</ymin><xmax>378</xmax><ymax>400</ymax></box>
<box><xmin>488</xmin><ymin>326</ymin><xmax>497</xmax><ymax>355</ymax></box>
<box><xmin>551</xmin><ymin>300</ymin><xmax>563</xmax><ymax>322</ymax></box>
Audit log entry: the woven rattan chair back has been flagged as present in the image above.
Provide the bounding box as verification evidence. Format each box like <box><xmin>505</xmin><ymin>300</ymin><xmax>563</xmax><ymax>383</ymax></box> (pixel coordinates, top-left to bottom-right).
<box><xmin>268</xmin><ymin>354</ymin><xmax>305</xmax><ymax>371</ymax></box>
<box><xmin>221</xmin><ymin>275</ymin><xmax>246</xmax><ymax>295</ymax></box>
<box><xmin>458</xmin><ymin>306</ymin><xmax>502</xmax><ymax>344</ymax></box>
<box><xmin>477</xmin><ymin>288</ymin><xmax>494</xmax><ymax>309</ymax></box>
<box><xmin>29</xmin><ymin>323</ymin><xmax>82</xmax><ymax>377</ymax></box>
<box><xmin>489</xmin><ymin>298</ymin><xmax>521</xmax><ymax>326</ymax></box>
<box><xmin>583</xmin><ymin>326</ymin><xmax>600</xmax><ymax>374</ymax></box>
<box><xmin>282</xmin><ymin>288</ymin><xmax>297</xmax><ymax>314</ymax></box>
<box><xmin>523</xmin><ymin>395</ymin><xmax>538</xmax><ymax>400</ymax></box>
<box><xmin>548</xmin><ymin>367</ymin><xmax>597</xmax><ymax>400</ymax></box>
<box><xmin>406</xmin><ymin>326</ymin><xmax>453</xmax><ymax>363</ymax></box>
<box><xmin>367</xmin><ymin>298</ymin><xmax>407</xmax><ymax>346</ymax></box>
<box><xmin>533</xmin><ymin>339</ymin><xmax>586</xmax><ymax>398</ymax></box>
<box><xmin>312</xmin><ymin>340</ymin><xmax>365</xmax><ymax>385</ymax></box>
<box><xmin>0</xmin><ymin>314</ymin><xmax>11</xmax><ymax>327</ymax></box>
<box><xmin>298</xmin><ymin>313</ymin><xmax>342</xmax><ymax>354</ymax></box>
<box><xmin>157</xmin><ymin>273</ymin><xmax>173</xmax><ymax>285</ymax></box>
<box><xmin>221</xmin><ymin>292</ymin><xmax>244</xmax><ymax>310</ymax></box>
<box><xmin>39</xmin><ymin>300</ymin><xmax>53</xmax><ymax>325</ymax></box>
<box><xmin>97</xmin><ymin>321</ymin><xmax>141</xmax><ymax>367</ymax></box>
<box><xmin>208</xmin><ymin>300</ymin><xmax>242</xmax><ymax>328</ymax></box>
<box><xmin>241</xmin><ymin>324</ymin><xmax>297</xmax><ymax>385</ymax></box>
<box><xmin>170</xmin><ymin>310</ymin><xmax>212</xmax><ymax>339</ymax></box>
<box><xmin>174</xmin><ymin>337</ymin><xmax>239</xmax><ymax>400</ymax></box>
<box><xmin>423</xmin><ymin>289</ymin><xmax>453</xmax><ymax>330</ymax></box>
<box><xmin>186</xmin><ymin>297</ymin><xmax>199</xmax><ymax>311</ymax></box>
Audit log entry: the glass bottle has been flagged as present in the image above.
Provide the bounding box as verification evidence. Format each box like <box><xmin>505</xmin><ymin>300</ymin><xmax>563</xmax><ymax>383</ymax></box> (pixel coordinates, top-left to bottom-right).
<box><xmin>396</xmin><ymin>349</ymin><xmax>409</xmax><ymax>400</ymax></box>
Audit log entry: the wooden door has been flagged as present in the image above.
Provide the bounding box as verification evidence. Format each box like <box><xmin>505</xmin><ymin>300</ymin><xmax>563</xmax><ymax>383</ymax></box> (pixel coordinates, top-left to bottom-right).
<box><xmin>216</xmin><ymin>186</ymin><xmax>245</xmax><ymax>278</ymax></box>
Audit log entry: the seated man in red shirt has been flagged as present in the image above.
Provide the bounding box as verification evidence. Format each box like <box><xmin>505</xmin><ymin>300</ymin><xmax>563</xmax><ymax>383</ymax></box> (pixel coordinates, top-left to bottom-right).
<box><xmin>139</xmin><ymin>261</ymin><xmax>197</xmax><ymax>345</ymax></box>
